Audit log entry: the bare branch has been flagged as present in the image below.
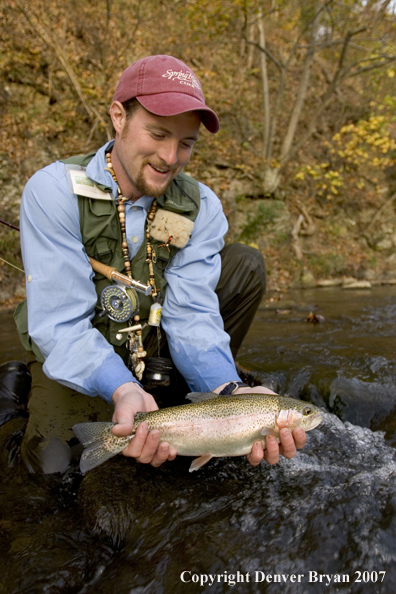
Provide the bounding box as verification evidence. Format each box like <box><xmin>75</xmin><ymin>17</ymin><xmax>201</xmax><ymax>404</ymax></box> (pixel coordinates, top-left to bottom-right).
<box><xmin>280</xmin><ymin>27</ymin><xmax>368</xmax><ymax>166</ymax></box>
<box><xmin>340</xmin><ymin>53</ymin><xmax>396</xmax><ymax>79</ymax></box>
<box><xmin>267</xmin><ymin>68</ymin><xmax>287</xmax><ymax>161</ymax></box>
<box><xmin>343</xmin><ymin>56</ymin><xmax>396</xmax><ymax>79</ymax></box>
<box><xmin>258</xmin><ymin>9</ymin><xmax>271</xmax><ymax>160</ymax></box>
<box><xmin>14</xmin><ymin>0</ymin><xmax>112</xmax><ymax>138</ymax></box>
<box><xmin>111</xmin><ymin>0</ymin><xmax>143</xmax><ymax>69</ymax></box>
<box><xmin>366</xmin><ymin>191</ymin><xmax>396</xmax><ymax>232</ymax></box>
<box><xmin>366</xmin><ymin>0</ymin><xmax>394</xmax><ymax>32</ymax></box>
<box><xmin>15</xmin><ymin>3</ymin><xmax>91</xmax><ymax>114</ymax></box>
<box><xmin>280</xmin><ymin>4</ymin><xmax>323</xmax><ymax>159</ymax></box>
<box><xmin>294</xmin><ymin>0</ymin><xmax>334</xmax><ymax>45</ymax></box>
<box><xmin>337</xmin><ymin>28</ymin><xmax>367</xmax><ymax>70</ymax></box>
<box><xmin>291</xmin><ymin>214</ymin><xmax>305</xmax><ymax>260</ymax></box>
<box><xmin>244</xmin><ymin>39</ymin><xmax>284</xmax><ymax>71</ymax></box>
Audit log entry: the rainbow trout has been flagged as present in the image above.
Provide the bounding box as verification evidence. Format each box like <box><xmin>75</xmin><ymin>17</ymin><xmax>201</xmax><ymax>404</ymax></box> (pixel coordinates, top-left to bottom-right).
<box><xmin>73</xmin><ymin>392</ymin><xmax>323</xmax><ymax>474</ymax></box>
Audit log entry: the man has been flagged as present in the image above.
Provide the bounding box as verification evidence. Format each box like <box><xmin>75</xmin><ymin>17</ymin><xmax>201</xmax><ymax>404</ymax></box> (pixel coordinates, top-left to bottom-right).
<box><xmin>15</xmin><ymin>55</ymin><xmax>306</xmax><ymax>474</ymax></box>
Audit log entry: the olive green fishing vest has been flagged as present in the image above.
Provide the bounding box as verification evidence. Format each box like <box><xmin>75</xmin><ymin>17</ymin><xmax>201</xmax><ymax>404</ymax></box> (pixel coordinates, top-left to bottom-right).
<box><xmin>14</xmin><ymin>152</ymin><xmax>200</xmax><ymax>365</ymax></box>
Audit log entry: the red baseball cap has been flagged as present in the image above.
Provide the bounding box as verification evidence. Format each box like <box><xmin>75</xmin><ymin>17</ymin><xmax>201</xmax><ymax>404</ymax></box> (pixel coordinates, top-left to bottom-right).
<box><xmin>113</xmin><ymin>55</ymin><xmax>220</xmax><ymax>134</ymax></box>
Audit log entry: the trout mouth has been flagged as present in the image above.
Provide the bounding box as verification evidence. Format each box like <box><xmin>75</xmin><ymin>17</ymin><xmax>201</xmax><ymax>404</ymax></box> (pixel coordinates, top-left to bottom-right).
<box><xmin>304</xmin><ymin>410</ymin><xmax>324</xmax><ymax>431</ymax></box>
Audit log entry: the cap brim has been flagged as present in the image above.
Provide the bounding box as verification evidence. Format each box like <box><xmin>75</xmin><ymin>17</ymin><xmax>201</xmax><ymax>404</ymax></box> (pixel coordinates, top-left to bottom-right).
<box><xmin>137</xmin><ymin>93</ymin><xmax>219</xmax><ymax>134</ymax></box>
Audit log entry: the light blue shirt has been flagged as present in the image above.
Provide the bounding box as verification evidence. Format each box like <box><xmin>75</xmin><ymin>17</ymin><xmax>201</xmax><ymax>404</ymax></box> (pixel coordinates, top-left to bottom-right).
<box><xmin>20</xmin><ymin>141</ymin><xmax>241</xmax><ymax>402</ymax></box>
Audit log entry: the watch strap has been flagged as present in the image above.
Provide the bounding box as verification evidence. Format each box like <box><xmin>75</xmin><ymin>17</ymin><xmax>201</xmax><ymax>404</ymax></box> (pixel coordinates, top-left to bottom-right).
<box><xmin>219</xmin><ymin>381</ymin><xmax>248</xmax><ymax>395</ymax></box>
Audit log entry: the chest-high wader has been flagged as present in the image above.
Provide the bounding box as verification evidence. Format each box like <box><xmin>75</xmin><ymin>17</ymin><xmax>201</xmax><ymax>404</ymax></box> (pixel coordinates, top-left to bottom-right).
<box><xmin>14</xmin><ymin>152</ymin><xmax>200</xmax><ymax>383</ymax></box>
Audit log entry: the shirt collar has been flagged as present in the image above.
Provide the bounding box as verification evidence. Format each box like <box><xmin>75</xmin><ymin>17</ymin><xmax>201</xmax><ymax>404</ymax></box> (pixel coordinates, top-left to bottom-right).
<box><xmin>85</xmin><ymin>140</ymin><xmax>154</xmax><ymax>211</ymax></box>
<box><xmin>85</xmin><ymin>140</ymin><xmax>116</xmax><ymax>195</ymax></box>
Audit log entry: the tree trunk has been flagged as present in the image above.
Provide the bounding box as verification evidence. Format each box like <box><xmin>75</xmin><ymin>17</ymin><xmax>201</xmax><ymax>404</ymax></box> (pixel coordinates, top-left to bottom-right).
<box><xmin>280</xmin><ymin>7</ymin><xmax>322</xmax><ymax>160</ymax></box>
<box><xmin>258</xmin><ymin>9</ymin><xmax>271</xmax><ymax>161</ymax></box>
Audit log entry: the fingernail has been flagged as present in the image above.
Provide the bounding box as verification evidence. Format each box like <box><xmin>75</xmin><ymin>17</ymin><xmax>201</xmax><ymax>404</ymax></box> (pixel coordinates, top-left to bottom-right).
<box><xmin>267</xmin><ymin>436</ymin><xmax>277</xmax><ymax>444</ymax></box>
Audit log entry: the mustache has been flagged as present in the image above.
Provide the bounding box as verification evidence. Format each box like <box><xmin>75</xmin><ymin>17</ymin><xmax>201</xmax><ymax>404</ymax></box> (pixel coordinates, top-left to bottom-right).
<box><xmin>144</xmin><ymin>158</ymin><xmax>178</xmax><ymax>174</ymax></box>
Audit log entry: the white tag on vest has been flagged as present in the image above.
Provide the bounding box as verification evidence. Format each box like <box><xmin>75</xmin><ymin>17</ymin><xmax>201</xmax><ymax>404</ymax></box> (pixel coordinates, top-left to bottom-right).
<box><xmin>66</xmin><ymin>166</ymin><xmax>113</xmax><ymax>200</ymax></box>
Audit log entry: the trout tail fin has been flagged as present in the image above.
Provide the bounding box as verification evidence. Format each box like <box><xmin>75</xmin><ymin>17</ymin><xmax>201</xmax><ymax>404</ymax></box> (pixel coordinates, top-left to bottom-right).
<box><xmin>73</xmin><ymin>421</ymin><xmax>124</xmax><ymax>474</ymax></box>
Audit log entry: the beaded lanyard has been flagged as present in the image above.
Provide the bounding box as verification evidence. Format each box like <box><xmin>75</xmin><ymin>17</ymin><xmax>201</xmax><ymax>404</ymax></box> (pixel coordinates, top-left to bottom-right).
<box><xmin>105</xmin><ymin>151</ymin><xmax>160</xmax><ymax>378</ymax></box>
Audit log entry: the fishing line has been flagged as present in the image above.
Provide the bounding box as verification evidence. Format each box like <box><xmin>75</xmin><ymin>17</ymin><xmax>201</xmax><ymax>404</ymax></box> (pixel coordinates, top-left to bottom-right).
<box><xmin>0</xmin><ymin>258</ymin><xmax>25</xmax><ymax>273</ymax></box>
<box><xmin>0</xmin><ymin>220</ymin><xmax>24</xmax><ymax>272</ymax></box>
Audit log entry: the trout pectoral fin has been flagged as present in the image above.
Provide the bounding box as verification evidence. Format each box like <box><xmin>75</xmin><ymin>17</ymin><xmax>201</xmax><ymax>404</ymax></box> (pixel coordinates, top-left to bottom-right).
<box><xmin>260</xmin><ymin>427</ymin><xmax>279</xmax><ymax>437</ymax></box>
<box><xmin>189</xmin><ymin>454</ymin><xmax>213</xmax><ymax>472</ymax></box>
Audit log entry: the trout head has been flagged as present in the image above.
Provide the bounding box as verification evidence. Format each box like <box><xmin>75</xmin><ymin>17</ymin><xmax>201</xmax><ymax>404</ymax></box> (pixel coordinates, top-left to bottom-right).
<box><xmin>275</xmin><ymin>402</ymin><xmax>324</xmax><ymax>433</ymax></box>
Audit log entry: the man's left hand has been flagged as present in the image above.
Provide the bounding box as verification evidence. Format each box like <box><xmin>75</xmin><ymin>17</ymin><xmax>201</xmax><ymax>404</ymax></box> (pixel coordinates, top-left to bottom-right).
<box><xmin>233</xmin><ymin>385</ymin><xmax>307</xmax><ymax>467</ymax></box>
<box><xmin>247</xmin><ymin>427</ymin><xmax>307</xmax><ymax>466</ymax></box>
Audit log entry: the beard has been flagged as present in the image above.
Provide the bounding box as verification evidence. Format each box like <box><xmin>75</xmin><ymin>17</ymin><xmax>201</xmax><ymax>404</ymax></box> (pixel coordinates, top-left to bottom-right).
<box><xmin>132</xmin><ymin>160</ymin><xmax>177</xmax><ymax>199</ymax></box>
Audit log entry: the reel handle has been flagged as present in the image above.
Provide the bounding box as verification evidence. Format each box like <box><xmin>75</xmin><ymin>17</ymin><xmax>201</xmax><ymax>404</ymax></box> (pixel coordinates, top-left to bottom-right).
<box><xmin>89</xmin><ymin>257</ymin><xmax>152</xmax><ymax>296</ymax></box>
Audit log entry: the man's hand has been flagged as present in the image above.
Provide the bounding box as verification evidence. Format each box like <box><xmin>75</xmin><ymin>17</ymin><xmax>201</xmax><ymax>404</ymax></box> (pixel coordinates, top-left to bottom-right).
<box><xmin>112</xmin><ymin>382</ymin><xmax>177</xmax><ymax>467</ymax></box>
<box><xmin>229</xmin><ymin>384</ymin><xmax>307</xmax><ymax>467</ymax></box>
<box><xmin>247</xmin><ymin>427</ymin><xmax>307</xmax><ymax>466</ymax></box>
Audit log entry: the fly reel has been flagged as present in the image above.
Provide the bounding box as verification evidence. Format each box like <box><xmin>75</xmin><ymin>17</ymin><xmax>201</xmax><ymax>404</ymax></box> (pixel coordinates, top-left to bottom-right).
<box><xmin>100</xmin><ymin>285</ymin><xmax>139</xmax><ymax>323</ymax></box>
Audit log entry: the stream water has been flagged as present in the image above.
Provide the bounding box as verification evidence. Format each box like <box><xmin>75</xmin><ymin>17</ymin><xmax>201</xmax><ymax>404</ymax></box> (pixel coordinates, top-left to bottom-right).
<box><xmin>0</xmin><ymin>286</ymin><xmax>395</xmax><ymax>594</ymax></box>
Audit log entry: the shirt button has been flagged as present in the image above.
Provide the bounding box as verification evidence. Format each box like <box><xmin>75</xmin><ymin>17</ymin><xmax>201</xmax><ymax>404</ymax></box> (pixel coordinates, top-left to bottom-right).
<box><xmin>132</xmin><ymin>206</ymin><xmax>138</xmax><ymax>211</ymax></box>
<box><xmin>27</xmin><ymin>275</ymin><xmax>33</xmax><ymax>282</ymax></box>
<box><xmin>131</xmin><ymin>236</ymin><xmax>139</xmax><ymax>243</ymax></box>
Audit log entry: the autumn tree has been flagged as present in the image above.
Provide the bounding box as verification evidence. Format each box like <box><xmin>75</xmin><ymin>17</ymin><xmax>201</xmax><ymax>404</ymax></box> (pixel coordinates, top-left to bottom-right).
<box><xmin>242</xmin><ymin>0</ymin><xmax>396</xmax><ymax>194</ymax></box>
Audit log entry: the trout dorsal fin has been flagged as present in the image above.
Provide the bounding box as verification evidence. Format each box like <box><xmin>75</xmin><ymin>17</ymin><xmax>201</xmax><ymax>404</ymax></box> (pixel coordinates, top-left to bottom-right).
<box><xmin>185</xmin><ymin>391</ymin><xmax>218</xmax><ymax>403</ymax></box>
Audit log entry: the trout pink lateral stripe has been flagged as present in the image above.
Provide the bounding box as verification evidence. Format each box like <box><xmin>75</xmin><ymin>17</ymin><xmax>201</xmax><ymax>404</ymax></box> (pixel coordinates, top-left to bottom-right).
<box><xmin>73</xmin><ymin>392</ymin><xmax>324</xmax><ymax>474</ymax></box>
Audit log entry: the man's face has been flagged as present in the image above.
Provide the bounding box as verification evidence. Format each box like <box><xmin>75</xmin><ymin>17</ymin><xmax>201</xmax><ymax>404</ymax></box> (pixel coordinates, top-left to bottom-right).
<box><xmin>111</xmin><ymin>103</ymin><xmax>201</xmax><ymax>200</ymax></box>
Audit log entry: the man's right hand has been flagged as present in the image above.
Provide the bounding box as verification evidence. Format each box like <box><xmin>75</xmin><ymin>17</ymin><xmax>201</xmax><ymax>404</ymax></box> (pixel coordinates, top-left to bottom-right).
<box><xmin>111</xmin><ymin>381</ymin><xmax>177</xmax><ymax>467</ymax></box>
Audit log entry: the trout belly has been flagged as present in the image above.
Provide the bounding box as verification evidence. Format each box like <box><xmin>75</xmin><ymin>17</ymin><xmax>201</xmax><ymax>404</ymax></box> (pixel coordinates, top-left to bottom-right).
<box><xmin>154</xmin><ymin>416</ymin><xmax>270</xmax><ymax>458</ymax></box>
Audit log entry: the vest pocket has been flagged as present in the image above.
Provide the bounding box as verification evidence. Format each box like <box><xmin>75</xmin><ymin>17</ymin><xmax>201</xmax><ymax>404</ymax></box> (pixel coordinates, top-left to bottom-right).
<box><xmin>92</xmin><ymin>238</ymin><xmax>113</xmax><ymax>265</ymax></box>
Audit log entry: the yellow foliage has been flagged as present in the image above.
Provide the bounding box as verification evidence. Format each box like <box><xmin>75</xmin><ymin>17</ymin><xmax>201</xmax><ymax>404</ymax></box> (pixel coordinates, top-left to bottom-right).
<box><xmin>293</xmin><ymin>101</ymin><xmax>395</xmax><ymax>201</ymax></box>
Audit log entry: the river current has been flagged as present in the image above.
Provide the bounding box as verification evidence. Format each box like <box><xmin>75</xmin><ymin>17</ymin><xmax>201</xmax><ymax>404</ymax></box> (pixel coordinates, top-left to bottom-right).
<box><xmin>0</xmin><ymin>286</ymin><xmax>395</xmax><ymax>594</ymax></box>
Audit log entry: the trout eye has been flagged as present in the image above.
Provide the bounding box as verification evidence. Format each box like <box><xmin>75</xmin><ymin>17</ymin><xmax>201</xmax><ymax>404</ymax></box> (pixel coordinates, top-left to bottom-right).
<box><xmin>302</xmin><ymin>406</ymin><xmax>312</xmax><ymax>416</ymax></box>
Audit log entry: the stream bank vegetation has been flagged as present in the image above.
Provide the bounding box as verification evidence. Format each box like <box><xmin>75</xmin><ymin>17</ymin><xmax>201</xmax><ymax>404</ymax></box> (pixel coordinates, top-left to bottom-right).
<box><xmin>0</xmin><ymin>0</ymin><xmax>395</xmax><ymax>301</ymax></box>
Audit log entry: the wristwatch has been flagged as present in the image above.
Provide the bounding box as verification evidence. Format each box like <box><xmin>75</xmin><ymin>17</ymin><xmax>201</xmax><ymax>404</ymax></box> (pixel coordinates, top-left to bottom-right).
<box><xmin>219</xmin><ymin>381</ymin><xmax>248</xmax><ymax>395</ymax></box>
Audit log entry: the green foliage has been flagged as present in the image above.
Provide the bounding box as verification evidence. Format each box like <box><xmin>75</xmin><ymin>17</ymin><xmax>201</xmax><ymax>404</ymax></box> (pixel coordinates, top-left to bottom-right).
<box><xmin>238</xmin><ymin>200</ymin><xmax>286</xmax><ymax>242</ymax></box>
<box><xmin>306</xmin><ymin>253</ymin><xmax>347</xmax><ymax>277</ymax></box>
